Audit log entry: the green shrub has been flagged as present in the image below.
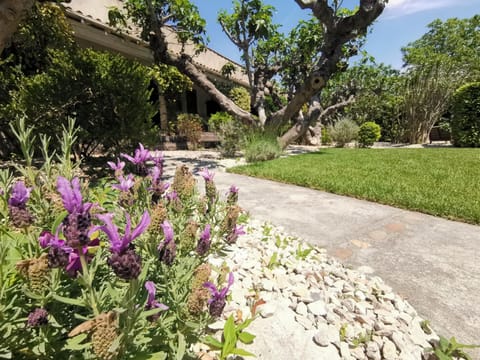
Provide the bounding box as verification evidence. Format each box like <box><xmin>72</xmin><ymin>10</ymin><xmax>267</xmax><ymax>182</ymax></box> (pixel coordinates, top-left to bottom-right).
<box><xmin>358</xmin><ymin>122</ymin><xmax>381</xmax><ymax>148</ymax></box>
<box><xmin>208</xmin><ymin>112</ymin><xmax>243</xmax><ymax>157</ymax></box>
<box><xmin>177</xmin><ymin>113</ymin><xmax>204</xmax><ymax>149</ymax></box>
<box><xmin>328</xmin><ymin>118</ymin><xmax>359</xmax><ymax>147</ymax></box>
<box><xmin>0</xmin><ymin>124</ymin><xmax>252</xmax><ymax>359</ymax></box>
<box><xmin>321</xmin><ymin>127</ymin><xmax>332</xmax><ymax>145</ymax></box>
<box><xmin>243</xmin><ymin>132</ymin><xmax>282</xmax><ymax>163</ymax></box>
<box><xmin>450</xmin><ymin>82</ymin><xmax>480</xmax><ymax>147</ymax></box>
<box><xmin>208</xmin><ymin>112</ymin><xmax>233</xmax><ymax>132</ymax></box>
<box><xmin>8</xmin><ymin>48</ymin><xmax>157</xmax><ymax>158</ymax></box>
<box><xmin>229</xmin><ymin>87</ymin><xmax>251</xmax><ymax>112</ymax></box>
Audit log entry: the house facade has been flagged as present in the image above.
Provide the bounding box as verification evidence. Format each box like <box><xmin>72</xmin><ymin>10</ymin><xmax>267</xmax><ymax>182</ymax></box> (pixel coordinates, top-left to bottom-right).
<box><xmin>62</xmin><ymin>0</ymin><xmax>248</xmax><ymax>131</ymax></box>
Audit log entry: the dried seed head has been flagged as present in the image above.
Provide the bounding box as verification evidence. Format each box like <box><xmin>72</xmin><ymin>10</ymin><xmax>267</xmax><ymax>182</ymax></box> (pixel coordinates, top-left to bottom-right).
<box><xmin>149</xmin><ymin>202</ymin><xmax>168</xmax><ymax>234</ymax></box>
<box><xmin>191</xmin><ymin>263</ymin><xmax>211</xmax><ymax>290</ymax></box>
<box><xmin>187</xmin><ymin>287</ymin><xmax>210</xmax><ymax>316</ymax></box>
<box><xmin>179</xmin><ymin>220</ymin><xmax>198</xmax><ymax>253</ymax></box>
<box><xmin>91</xmin><ymin>312</ymin><xmax>119</xmax><ymax>360</ymax></box>
<box><xmin>17</xmin><ymin>254</ymin><xmax>50</xmax><ymax>293</ymax></box>
<box><xmin>172</xmin><ymin>165</ymin><xmax>196</xmax><ymax>200</ymax></box>
<box><xmin>205</xmin><ymin>180</ymin><xmax>217</xmax><ymax>204</ymax></box>
<box><xmin>220</xmin><ymin>205</ymin><xmax>241</xmax><ymax>236</ymax></box>
<box><xmin>8</xmin><ymin>205</ymin><xmax>34</xmax><ymax>228</ymax></box>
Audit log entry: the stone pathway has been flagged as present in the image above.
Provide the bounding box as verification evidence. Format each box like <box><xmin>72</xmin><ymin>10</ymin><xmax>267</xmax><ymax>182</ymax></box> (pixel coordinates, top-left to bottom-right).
<box><xmin>159</xmin><ymin>148</ymin><xmax>480</xmax><ymax>359</ymax></box>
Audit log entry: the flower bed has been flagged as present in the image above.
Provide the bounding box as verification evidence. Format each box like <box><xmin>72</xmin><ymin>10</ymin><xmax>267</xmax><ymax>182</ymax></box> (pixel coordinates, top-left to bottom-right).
<box><xmin>0</xmin><ymin>121</ymin><xmax>251</xmax><ymax>359</ymax></box>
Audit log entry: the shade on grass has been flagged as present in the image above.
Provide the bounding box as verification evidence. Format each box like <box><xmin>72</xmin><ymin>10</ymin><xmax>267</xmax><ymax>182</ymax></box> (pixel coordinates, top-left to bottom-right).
<box><xmin>229</xmin><ymin>148</ymin><xmax>480</xmax><ymax>224</ymax></box>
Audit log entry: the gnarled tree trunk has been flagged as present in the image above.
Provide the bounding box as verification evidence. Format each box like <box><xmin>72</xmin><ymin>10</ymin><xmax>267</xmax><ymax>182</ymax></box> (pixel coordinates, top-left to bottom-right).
<box><xmin>0</xmin><ymin>0</ymin><xmax>35</xmax><ymax>55</ymax></box>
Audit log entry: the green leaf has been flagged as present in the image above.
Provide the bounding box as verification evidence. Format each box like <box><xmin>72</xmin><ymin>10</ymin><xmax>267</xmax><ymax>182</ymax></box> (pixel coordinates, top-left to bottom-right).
<box><xmin>64</xmin><ymin>334</ymin><xmax>90</xmax><ymax>350</ymax></box>
<box><xmin>236</xmin><ymin>317</ymin><xmax>255</xmax><ymax>332</ymax></box>
<box><xmin>51</xmin><ymin>211</ymin><xmax>68</xmax><ymax>233</ymax></box>
<box><xmin>204</xmin><ymin>336</ymin><xmax>223</xmax><ymax>350</ymax></box>
<box><xmin>433</xmin><ymin>349</ymin><xmax>451</xmax><ymax>360</ymax></box>
<box><xmin>175</xmin><ymin>332</ymin><xmax>186</xmax><ymax>360</ymax></box>
<box><xmin>52</xmin><ymin>293</ymin><xmax>86</xmax><ymax>307</ymax></box>
<box><xmin>439</xmin><ymin>336</ymin><xmax>450</xmax><ymax>351</ymax></box>
<box><xmin>231</xmin><ymin>347</ymin><xmax>256</xmax><ymax>357</ymax></box>
<box><xmin>131</xmin><ymin>351</ymin><xmax>168</xmax><ymax>360</ymax></box>
<box><xmin>238</xmin><ymin>331</ymin><xmax>256</xmax><ymax>344</ymax></box>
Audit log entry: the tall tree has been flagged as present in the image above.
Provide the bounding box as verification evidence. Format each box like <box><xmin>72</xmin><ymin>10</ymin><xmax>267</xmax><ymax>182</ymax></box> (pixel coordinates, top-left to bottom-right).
<box><xmin>109</xmin><ymin>0</ymin><xmax>387</xmax><ymax>146</ymax></box>
<box><xmin>0</xmin><ymin>0</ymin><xmax>35</xmax><ymax>55</ymax></box>
<box><xmin>0</xmin><ymin>0</ymin><xmax>68</xmax><ymax>56</ymax></box>
<box><xmin>218</xmin><ymin>0</ymin><xmax>280</xmax><ymax>124</ymax></box>
<box><xmin>402</xmin><ymin>15</ymin><xmax>480</xmax><ymax>80</ymax></box>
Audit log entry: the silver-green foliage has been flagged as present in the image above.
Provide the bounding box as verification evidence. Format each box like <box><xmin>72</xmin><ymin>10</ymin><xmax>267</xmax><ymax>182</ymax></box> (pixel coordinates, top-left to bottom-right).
<box><xmin>328</xmin><ymin>118</ymin><xmax>359</xmax><ymax>147</ymax></box>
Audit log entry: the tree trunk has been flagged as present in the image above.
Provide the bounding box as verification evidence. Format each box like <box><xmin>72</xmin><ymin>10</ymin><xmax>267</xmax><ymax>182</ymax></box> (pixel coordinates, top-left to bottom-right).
<box><xmin>0</xmin><ymin>0</ymin><xmax>35</xmax><ymax>55</ymax></box>
<box><xmin>279</xmin><ymin>95</ymin><xmax>355</xmax><ymax>147</ymax></box>
<box><xmin>159</xmin><ymin>94</ymin><xmax>168</xmax><ymax>132</ymax></box>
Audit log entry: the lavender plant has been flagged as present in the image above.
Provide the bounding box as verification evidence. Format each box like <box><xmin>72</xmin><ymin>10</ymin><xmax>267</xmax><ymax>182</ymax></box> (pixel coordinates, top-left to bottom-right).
<box><xmin>0</xmin><ymin>124</ymin><xmax>251</xmax><ymax>359</ymax></box>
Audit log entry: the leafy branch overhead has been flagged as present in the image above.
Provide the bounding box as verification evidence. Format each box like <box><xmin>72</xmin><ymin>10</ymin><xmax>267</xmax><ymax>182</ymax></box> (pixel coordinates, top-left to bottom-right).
<box><xmin>108</xmin><ymin>0</ymin><xmax>387</xmax><ymax>146</ymax></box>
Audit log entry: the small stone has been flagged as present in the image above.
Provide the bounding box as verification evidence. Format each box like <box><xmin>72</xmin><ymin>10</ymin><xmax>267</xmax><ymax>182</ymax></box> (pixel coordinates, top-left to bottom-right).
<box><xmin>295</xmin><ymin>314</ymin><xmax>313</xmax><ymax>330</ymax></box>
<box><xmin>307</xmin><ymin>300</ymin><xmax>327</xmax><ymax>316</ymax></box>
<box><xmin>207</xmin><ymin>320</ymin><xmax>225</xmax><ymax>331</ymax></box>
<box><xmin>296</xmin><ymin>302</ymin><xmax>308</xmax><ymax>316</ymax></box>
<box><xmin>382</xmin><ymin>339</ymin><xmax>397</xmax><ymax>360</ymax></box>
<box><xmin>366</xmin><ymin>341</ymin><xmax>381</xmax><ymax>360</ymax></box>
<box><xmin>355</xmin><ymin>290</ymin><xmax>366</xmax><ymax>301</ymax></box>
<box><xmin>350</xmin><ymin>345</ymin><xmax>366</xmax><ymax>359</ymax></box>
<box><xmin>315</xmin><ymin>344</ymin><xmax>341</xmax><ymax>359</ymax></box>
<box><xmin>313</xmin><ymin>324</ymin><xmax>330</xmax><ymax>347</ymax></box>
<box><xmin>340</xmin><ymin>342</ymin><xmax>352</xmax><ymax>360</ymax></box>
<box><xmin>261</xmin><ymin>279</ymin><xmax>274</xmax><ymax>291</ymax></box>
<box><xmin>259</xmin><ymin>303</ymin><xmax>276</xmax><ymax>318</ymax></box>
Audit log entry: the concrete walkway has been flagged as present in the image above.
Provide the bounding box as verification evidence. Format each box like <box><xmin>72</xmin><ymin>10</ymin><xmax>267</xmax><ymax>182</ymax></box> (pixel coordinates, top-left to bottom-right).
<box><xmin>161</xmin><ymin>150</ymin><xmax>480</xmax><ymax>355</ymax></box>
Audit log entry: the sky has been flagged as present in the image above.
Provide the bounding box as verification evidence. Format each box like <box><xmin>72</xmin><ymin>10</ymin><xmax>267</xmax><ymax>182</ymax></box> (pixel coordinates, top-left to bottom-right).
<box><xmin>190</xmin><ymin>0</ymin><xmax>480</xmax><ymax>69</ymax></box>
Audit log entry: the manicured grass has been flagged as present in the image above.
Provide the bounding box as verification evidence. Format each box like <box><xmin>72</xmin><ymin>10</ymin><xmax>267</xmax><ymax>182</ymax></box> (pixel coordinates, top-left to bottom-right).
<box><xmin>229</xmin><ymin>148</ymin><xmax>480</xmax><ymax>224</ymax></box>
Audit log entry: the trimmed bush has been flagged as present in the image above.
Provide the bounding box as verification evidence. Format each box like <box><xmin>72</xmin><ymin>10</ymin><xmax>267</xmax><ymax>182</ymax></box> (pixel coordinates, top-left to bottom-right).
<box><xmin>358</xmin><ymin>122</ymin><xmax>381</xmax><ymax>148</ymax></box>
<box><xmin>328</xmin><ymin>118</ymin><xmax>359</xmax><ymax>147</ymax></box>
<box><xmin>450</xmin><ymin>82</ymin><xmax>480</xmax><ymax>147</ymax></box>
<box><xmin>229</xmin><ymin>87</ymin><xmax>251</xmax><ymax>112</ymax></box>
<box><xmin>321</xmin><ymin>127</ymin><xmax>332</xmax><ymax>146</ymax></box>
<box><xmin>177</xmin><ymin>113</ymin><xmax>204</xmax><ymax>149</ymax></box>
<box><xmin>243</xmin><ymin>132</ymin><xmax>282</xmax><ymax>163</ymax></box>
<box><xmin>208</xmin><ymin>112</ymin><xmax>243</xmax><ymax>157</ymax></box>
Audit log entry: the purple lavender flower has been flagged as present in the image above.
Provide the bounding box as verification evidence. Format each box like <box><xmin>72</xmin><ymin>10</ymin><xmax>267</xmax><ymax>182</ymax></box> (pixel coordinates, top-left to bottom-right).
<box><xmin>149</xmin><ymin>167</ymin><xmax>169</xmax><ymax>202</ymax></box>
<box><xmin>158</xmin><ymin>220</ymin><xmax>176</xmax><ymax>266</ymax></box>
<box><xmin>97</xmin><ymin>211</ymin><xmax>150</xmax><ymax>280</ymax></box>
<box><xmin>112</xmin><ymin>174</ymin><xmax>135</xmax><ymax>192</ymax></box>
<box><xmin>196</xmin><ymin>224</ymin><xmax>211</xmax><ymax>256</ymax></box>
<box><xmin>27</xmin><ymin>308</ymin><xmax>49</xmax><ymax>327</ymax></box>
<box><xmin>121</xmin><ymin>143</ymin><xmax>152</xmax><ymax>176</ymax></box>
<box><xmin>165</xmin><ymin>191</ymin><xmax>178</xmax><ymax>201</ymax></box>
<box><xmin>121</xmin><ymin>143</ymin><xmax>151</xmax><ymax>165</ymax></box>
<box><xmin>8</xmin><ymin>181</ymin><xmax>31</xmax><ymax>207</ymax></box>
<box><xmin>8</xmin><ymin>181</ymin><xmax>34</xmax><ymax>227</ymax></box>
<box><xmin>144</xmin><ymin>281</ymin><xmax>168</xmax><ymax>321</ymax></box>
<box><xmin>226</xmin><ymin>185</ymin><xmax>239</xmax><ymax>204</ymax></box>
<box><xmin>107</xmin><ymin>158</ymin><xmax>125</xmax><ymax>177</ymax></box>
<box><xmin>107</xmin><ymin>249</ymin><xmax>142</xmax><ymax>280</ymax></box>
<box><xmin>199</xmin><ymin>168</ymin><xmax>215</xmax><ymax>182</ymax></box>
<box><xmin>151</xmin><ymin>152</ymin><xmax>164</xmax><ymax>167</ymax></box>
<box><xmin>204</xmin><ymin>272</ymin><xmax>234</xmax><ymax>317</ymax></box>
<box><xmin>57</xmin><ymin>177</ymin><xmax>92</xmax><ymax>214</ymax></box>
<box><xmin>226</xmin><ymin>225</ymin><xmax>246</xmax><ymax>244</ymax></box>
<box><xmin>97</xmin><ymin>211</ymin><xmax>150</xmax><ymax>254</ymax></box>
<box><xmin>39</xmin><ymin>230</ymin><xmax>55</xmax><ymax>248</ymax></box>
<box><xmin>65</xmin><ymin>240</ymin><xmax>99</xmax><ymax>277</ymax></box>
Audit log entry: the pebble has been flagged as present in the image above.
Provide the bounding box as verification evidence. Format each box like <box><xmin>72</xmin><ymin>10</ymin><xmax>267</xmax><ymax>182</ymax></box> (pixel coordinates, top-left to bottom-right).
<box><xmin>205</xmin><ymin>219</ymin><xmax>439</xmax><ymax>360</ymax></box>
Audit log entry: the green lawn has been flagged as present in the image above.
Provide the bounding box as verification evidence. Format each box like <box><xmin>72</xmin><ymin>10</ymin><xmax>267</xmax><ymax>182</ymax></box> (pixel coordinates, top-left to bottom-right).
<box><xmin>229</xmin><ymin>148</ymin><xmax>480</xmax><ymax>224</ymax></box>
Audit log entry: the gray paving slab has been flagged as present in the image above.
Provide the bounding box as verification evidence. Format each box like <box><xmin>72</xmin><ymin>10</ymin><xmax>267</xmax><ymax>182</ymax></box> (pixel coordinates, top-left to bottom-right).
<box><xmin>161</xmin><ymin>150</ymin><xmax>480</xmax><ymax>356</ymax></box>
